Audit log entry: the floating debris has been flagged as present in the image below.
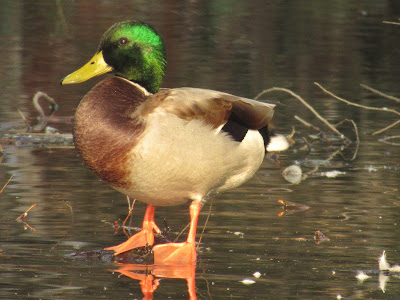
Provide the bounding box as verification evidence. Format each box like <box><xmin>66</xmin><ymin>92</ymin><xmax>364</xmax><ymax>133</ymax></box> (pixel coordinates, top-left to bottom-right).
<box><xmin>319</xmin><ymin>170</ymin><xmax>346</xmax><ymax>178</ymax></box>
<box><xmin>282</xmin><ymin>165</ymin><xmax>302</xmax><ymax>184</ymax></box>
<box><xmin>379</xmin><ymin>250</ymin><xmax>400</xmax><ymax>272</ymax></box>
<box><xmin>356</xmin><ymin>251</ymin><xmax>400</xmax><ymax>293</ymax></box>
<box><xmin>16</xmin><ymin>203</ymin><xmax>37</xmax><ymax>222</ymax></box>
<box><xmin>16</xmin><ymin>203</ymin><xmax>37</xmax><ymax>232</ymax></box>
<box><xmin>379</xmin><ymin>272</ymin><xmax>390</xmax><ymax>293</ymax></box>
<box><xmin>233</xmin><ymin>231</ymin><xmax>244</xmax><ymax>236</ymax></box>
<box><xmin>366</xmin><ymin>165</ymin><xmax>378</xmax><ymax>173</ymax></box>
<box><xmin>240</xmin><ymin>278</ymin><xmax>256</xmax><ymax>285</ymax></box>
<box><xmin>298</xmin><ymin>159</ymin><xmax>332</xmax><ymax>167</ymax></box>
<box><xmin>272</xmin><ymin>236</ymin><xmax>307</xmax><ymax>242</ymax></box>
<box><xmin>227</xmin><ymin>230</ymin><xmax>245</xmax><ymax>237</ymax></box>
<box><xmin>0</xmin><ymin>132</ymin><xmax>73</xmax><ymax>148</ymax></box>
<box><xmin>277</xmin><ymin>199</ymin><xmax>310</xmax><ymax>217</ymax></box>
<box><xmin>378</xmin><ymin>250</ymin><xmax>400</xmax><ymax>293</ymax></box>
<box><xmin>253</xmin><ymin>271</ymin><xmax>261</xmax><ymax>278</ymax></box>
<box><xmin>314</xmin><ymin>230</ymin><xmax>330</xmax><ymax>244</ymax></box>
<box><xmin>355</xmin><ymin>271</ymin><xmax>371</xmax><ymax>283</ymax></box>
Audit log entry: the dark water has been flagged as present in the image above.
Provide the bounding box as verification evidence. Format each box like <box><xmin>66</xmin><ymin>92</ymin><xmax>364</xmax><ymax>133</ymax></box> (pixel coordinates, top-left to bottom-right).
<box><xmin>1</xmin><ymin>1</ymin><xmax>400</xmax><ymax>299</ymax></box>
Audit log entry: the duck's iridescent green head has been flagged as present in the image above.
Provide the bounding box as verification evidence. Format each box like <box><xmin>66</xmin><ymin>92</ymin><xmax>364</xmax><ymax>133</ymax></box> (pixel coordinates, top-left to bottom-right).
<box><xmin>61</xmin><ymin>21</ymin><xmax>167</xmax><ymax>94</ymax></box>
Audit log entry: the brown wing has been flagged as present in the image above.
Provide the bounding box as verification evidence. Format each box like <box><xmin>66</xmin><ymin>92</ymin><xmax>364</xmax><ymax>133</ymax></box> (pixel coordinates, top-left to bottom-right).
<box><xmin>142</xmin><ymin>87</ymin><xmax>276</xmax><ymax>130</ymax></box>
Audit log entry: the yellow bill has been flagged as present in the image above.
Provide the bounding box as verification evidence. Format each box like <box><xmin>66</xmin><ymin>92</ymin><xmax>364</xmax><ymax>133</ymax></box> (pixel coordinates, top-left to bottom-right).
<box><xmin>61</xmin><ymin>51</ymin><xmax>112</xmax><ymax>85</ymax></box>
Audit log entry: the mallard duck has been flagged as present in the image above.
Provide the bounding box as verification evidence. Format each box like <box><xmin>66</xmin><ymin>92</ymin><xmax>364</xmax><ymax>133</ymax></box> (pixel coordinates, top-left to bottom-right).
<box><xmin>61</xmin><ymin>21</ymin><xmax>288</xmax><ymax>265</ymax></box>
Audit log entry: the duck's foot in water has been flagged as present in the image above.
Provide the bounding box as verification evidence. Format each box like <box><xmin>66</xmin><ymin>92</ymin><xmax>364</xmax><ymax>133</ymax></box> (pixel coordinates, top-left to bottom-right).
<box><xmin>152</xmin><ymin>202</ymin><xmax>200</xmax><ymax>265</ymax></box>
<box><xmin>105</xmin><ymin>205</ymin><xmax>160</xmax><ymax>255</ymax></box>
<box><xmin>153</xmin><ymin>241</ymin><xmax>196</xmax><ymax>265</ymax></box>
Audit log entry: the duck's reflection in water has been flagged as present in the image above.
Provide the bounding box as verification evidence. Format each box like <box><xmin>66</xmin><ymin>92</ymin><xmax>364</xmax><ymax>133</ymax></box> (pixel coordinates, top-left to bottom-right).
<box><xmin>111</xmin><ymin>263</ymin><xmax>196</xmax><ymax>300</ymax></box>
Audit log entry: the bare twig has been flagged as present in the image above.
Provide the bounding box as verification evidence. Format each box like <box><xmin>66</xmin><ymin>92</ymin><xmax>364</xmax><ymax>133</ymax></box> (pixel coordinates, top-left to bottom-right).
<box><xmin>51</xmin><ymin>233</ymin><xmax>68</xmax><ymax>250</ymax></box>
<box><xmin>361</xmin><ymin>84</ymin><xmax>400</xmax><ymax>103</ymax></box>
<box><xmin>335</xmin><ymin>119</ymin><xmax>359</xmax><ymax>161</ymax></box>
<box><xmin>23</xmin><ymin>222</ymin><xmax>36</xmax><ymax>232</ymax></box>
<box><xmin>301</xmin><ymin>166</ymin><xmax>319</xmax><ymax>181</ymax></box>
<box><xmin>286</xmin><ymin>126</ymin><xmax>296</xmax><ymax>147</ymax></box>
<box><xmin>64</xmin><ymin>201</ymin><xmax>74</xmax><ymax>223</ymax></box>
<box><xmin>123</xmin><ymin>197</ymin><xmax>135</xmax><ymax>237</ymax></box>
<box><xmin>16</xmin><ymin>203</ymin><xmax>37</xmax><ymax>222</ymax></box>
<box><xmin>45</xmin><ymin>146</ymin><xmax>75</xmax><ymax>149</ymax></box>
<box><xmin>15</xmin><ymin>132</ymin><xmax>72</xmax><ymax>137</ymax></box>
<box><xmin>301</xmin><ymin>144</ymin><xmax>351</xmax><ymax>181</ymax></box>
<box><xmin>256</xmin><ymin>87</ymin><xmax>344</xmax><ymax>137</ymax></box>
<box><xmin>287</xmin><ymin>126</ymin><xmax>296</xmax><ymax>140</ymax></box>
<box><xmin>315</xmin><ymin>82</ymin><xmax>400</xmax><ymax>116</ymax></box>
<box><xmin>373</xmin><ymin>120</ymin><xmax>400</xmax><ymax>135</ymax></box>
<box><xmin>51</xmin><ymin>201</ymin><xmax>74</xmax><ymax>251</ymax></box>
<box><xmin>326</xmin><ymin>147</ymin><xmax>344</xmax><ymax>162</ymax></box>
<box><xmin>174</xmin><ymin>222</ymin><xmax>190</xmax><ymax>242</ymax></box>
<box><xmin>301</xmin><ymin>137</ymin><xmax>312</xmax><ymax>156</ymax></box>
<box><xmin>17</xmin><ymin>109</ymin><xmax>31</xmax><ymax>128</ymax></box>
<box><xmin>0</xmin><ymin>174</ymin><xmax>14</xmax><ymax>195</ymax></box>
<box><xmin>379</xmin><ymin>135</ymin><xmax>400</xmax><ymax>146</ymax></box>
<box><xmin>294</xmin><ymin>115</ymin><xmax>323</xmax><ymax>132</ymax></box>
<box><xmin>315</xmin><ymin>82</ymin><xmax>400</xmax><ymax>135</ymax></box>
<box><xmin>0</xmin><ymin>139</ymin><xmax>17</xmax><ymax>144</ymax></box>
<box><xmin>197</xmin><ymin>200</ymin><xmax>213</xmax><ymax>250</ymax></box>
<box><xmin>33</xmin><ymin>91</ymin><xmax>58</xmax><ymax>117</ymax></box>
<box><xmin>383</xmin><ymin>21</ymin><xmax>400</xmax><ymax>25</ymax></box>
<box><xmin>26</xmin><ymin>91</ymin><xmax>74</xmax><ymax>131</ymax></box>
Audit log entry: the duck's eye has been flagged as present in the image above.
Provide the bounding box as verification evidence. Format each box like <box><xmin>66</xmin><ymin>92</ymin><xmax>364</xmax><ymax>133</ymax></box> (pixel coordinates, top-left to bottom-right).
<box><xmin>119</xmin><ymin>37</ymin><xmax>128</xmax><ymax>46</ymax></box>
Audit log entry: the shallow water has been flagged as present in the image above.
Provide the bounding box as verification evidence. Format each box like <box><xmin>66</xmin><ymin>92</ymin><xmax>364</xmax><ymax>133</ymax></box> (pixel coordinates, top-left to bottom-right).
<box><xmin>1</xmin><ymin>1</ymin><xmax>400</xmax><ymax>299</ymax></box>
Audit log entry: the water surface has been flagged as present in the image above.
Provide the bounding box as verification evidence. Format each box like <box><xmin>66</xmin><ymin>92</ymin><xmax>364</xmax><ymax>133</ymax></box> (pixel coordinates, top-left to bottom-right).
<box><xmin>1</xmin><ymin>1</ymin><xmax>400</xmax><ymax>299</ymax></box>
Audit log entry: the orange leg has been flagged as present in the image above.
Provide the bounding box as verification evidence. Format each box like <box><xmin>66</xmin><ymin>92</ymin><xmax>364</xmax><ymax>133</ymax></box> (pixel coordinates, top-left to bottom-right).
<box><xmin>153</xmin><ymin>202</ymin><xmax>200</xmax><ymax>265</ymax></box>
<box><xmin>105</xmin><ymin>205</ymin><xmax>160</xmax><ymax>255</ymax></box>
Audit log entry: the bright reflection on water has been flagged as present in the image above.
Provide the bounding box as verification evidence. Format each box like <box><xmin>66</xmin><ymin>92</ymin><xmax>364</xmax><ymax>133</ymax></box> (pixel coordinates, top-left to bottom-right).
<box><xmin>1</xmin><ymin>1</ymin><xmax>400</xmax><ymax>299</ymax></box>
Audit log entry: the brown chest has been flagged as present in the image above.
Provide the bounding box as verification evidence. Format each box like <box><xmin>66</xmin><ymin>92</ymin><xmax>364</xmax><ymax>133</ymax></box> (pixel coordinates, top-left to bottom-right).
<box><xmin>72</xmin><ymin>77</ymin><xmax>146</xmax><ymax>188</ymax></box>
